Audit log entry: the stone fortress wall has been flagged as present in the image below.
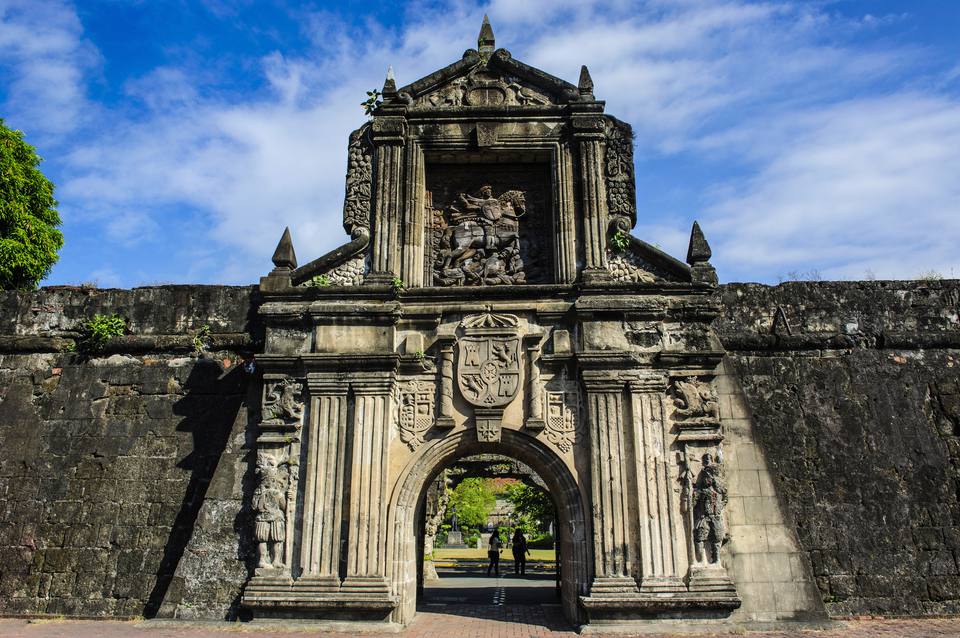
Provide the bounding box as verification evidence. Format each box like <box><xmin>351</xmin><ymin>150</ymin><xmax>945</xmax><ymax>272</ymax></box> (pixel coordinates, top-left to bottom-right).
<box><xmin>0</xmin><ymin>279</ymin><xmax>957</xmax><ymax>619</ymax></box>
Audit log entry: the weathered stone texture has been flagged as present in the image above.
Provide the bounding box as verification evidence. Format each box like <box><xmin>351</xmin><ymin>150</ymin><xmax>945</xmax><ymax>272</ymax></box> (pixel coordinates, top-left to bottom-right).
<box><xmin>2</xmin><ymin>281</ymin><xmax>959</xmax><ymax>621</ymax></box>
<box><xmin>718</xmin><ymin>280</ymin><xmax>960</xmax><ymax>616</ymax></box>
<box><xmin>0</xmin><ymin>286</ymin><xmax>258</xmax><ymax>619</ymax></box>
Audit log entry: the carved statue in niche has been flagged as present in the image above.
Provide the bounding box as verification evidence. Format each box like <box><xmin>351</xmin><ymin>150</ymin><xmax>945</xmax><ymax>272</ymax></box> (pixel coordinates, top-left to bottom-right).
<box><xmin>691</xmin><ymin>453</ymin><xmax>728</xmax><ymax>565</ymax></box>
<box><xmin>672</xmin><ymin>378</ymin><xmax>719</xmax><ymax>423</ymax></box>
<box><xmin>261</xmin><ymin>378</ymin><xmax>304</xmax><ymax>424</ymax></box>
<box><xmin>434</xmin><ymin>186</ymin><xmax>528</xmax><ymax>286</ymax></box>
<box><xmin>253</xmin><ymin>453</ymin><xmax>294</xmax><ymax>569</ymax></box>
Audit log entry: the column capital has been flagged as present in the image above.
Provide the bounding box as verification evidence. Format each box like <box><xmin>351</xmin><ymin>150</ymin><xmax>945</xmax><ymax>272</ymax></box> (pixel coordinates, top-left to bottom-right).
<box><xmin>581</xmin><ymin>370</ymin><xmax>626</xmax><ymax>392</ymax></box>
<box><xmin>371</xmin><ymin>116</ymin><xmax>407</xmax><ymax>145</ymax></box>
<box><xmin>349</xmin><ymin>372</ymin><xmax>395</xmax><ymax>395</ymax></box>
<box><xmin>628</xmin><ymin>373</ymin><xmax>668</xmax><ymax>394</ymax></box>
<box><xmin>307</xmin><ymin>374</ymin><xmax>349</xmax><ymax>395</ymax></box>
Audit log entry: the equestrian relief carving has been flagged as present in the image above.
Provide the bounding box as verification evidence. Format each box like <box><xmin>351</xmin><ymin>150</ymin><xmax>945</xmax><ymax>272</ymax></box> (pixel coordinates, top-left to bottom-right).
<box><xmin>434</xmin><ymin>186</ymin><xmax>528</xmax><ymax>286</ymax></box>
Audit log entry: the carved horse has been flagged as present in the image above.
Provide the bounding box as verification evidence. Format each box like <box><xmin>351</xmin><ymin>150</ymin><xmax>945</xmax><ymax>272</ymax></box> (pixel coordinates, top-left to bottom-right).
<box><xmin>440</xmin><ymin>190</ymin><xmax>526</xmax><ymax>269</ymax></box>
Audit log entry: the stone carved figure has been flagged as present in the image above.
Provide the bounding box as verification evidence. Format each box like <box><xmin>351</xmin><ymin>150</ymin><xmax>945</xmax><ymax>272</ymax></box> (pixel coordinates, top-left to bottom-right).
<box><xmin>672</xmin><ymin>378</ymin><xmax>719</xmax><ymax>423</ymax></box>
<box><xmin>397</xmin><ymin>379</ymin><xmax>435</xmax><ymax>450</ymax></box>
<box><xmin>261</xmin><ymin>379</ymin><xmax>304</xmax><ymax>424</ymax></box>
<box><xmin>434</xmin><ymin>186</ymin><xmax>528</xmax><ymax>286</ymax></box>
<box><xmin>692</xmin><ymin>454</ymin><xmax>728</xmax><ymax>565</ymax></box>
<box><xmin>253</xmin><ymin>454</ymin><xmax>293</xmax><ymax>569</ymax></box>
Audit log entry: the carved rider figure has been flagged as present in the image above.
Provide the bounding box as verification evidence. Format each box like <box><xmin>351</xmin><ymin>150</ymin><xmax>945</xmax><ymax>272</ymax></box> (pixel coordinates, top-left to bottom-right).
<box><xmin>693</xmin><ymin>454</ymin><xmax>727</xmax><ymax>564</ymax></box>
<box><xmin>253</xmin><ymin>455</ymin><xmax>289</xmax><ymax>569</ymax></box>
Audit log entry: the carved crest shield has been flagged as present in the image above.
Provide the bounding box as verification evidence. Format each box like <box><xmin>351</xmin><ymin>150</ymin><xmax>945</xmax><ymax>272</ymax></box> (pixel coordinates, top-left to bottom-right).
<box><xmin>456</xmin><ymin>312</ymin><xmax>523</xmax><ymax>411</ymax></box>
<box><xmin>398</xmin><ymin>380</ymin><xmax>435</xmax><ymax>451</ymax></box>
<box><xmin>457</xmin><ymin>336</ymin><xmax>520</xmax><ymax>407</ymax></box>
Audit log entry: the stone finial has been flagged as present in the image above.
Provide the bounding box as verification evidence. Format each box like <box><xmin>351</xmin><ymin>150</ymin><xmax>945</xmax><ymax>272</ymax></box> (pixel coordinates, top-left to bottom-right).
<box><xmin>382</xmin><ymin>65</ymin><xmax>397</xmax><ymax>98</ymax></box>
<box><xmin>578</xmin><ymin>65</ymin><xmax>595</xmax><ymax>98</ymax></box>
<box><xmin>686</xmin><ymin>221</ymin><xmax>718</xmax><ymax>285</ymax></box>
<box><xmin>272</xmin><ymin>227</ymin><xmax>297</xmax><ymax>270</ymax></box>
<box><xmin>478</xmin><ymin>14</ymin><xmax>495</xmax><ymax>55</ymax></box>
<box><xmin>686</xmin><ymin>221</ymin><xmax>712</xmax><ymax>265</ymax></box>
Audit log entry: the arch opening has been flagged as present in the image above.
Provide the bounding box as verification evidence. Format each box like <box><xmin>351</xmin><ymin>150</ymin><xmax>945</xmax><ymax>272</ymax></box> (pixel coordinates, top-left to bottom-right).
<box><xmin>386</xmin><ymin>429</ymin><xmax>590</xmax><ymax>626</ymax></box>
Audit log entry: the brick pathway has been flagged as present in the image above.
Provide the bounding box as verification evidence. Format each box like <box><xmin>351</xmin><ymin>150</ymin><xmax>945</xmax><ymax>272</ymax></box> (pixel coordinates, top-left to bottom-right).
<box><xmin>0</xmin><ymin>610</ymin><xmax>958</xmax><ymax>637</ymax></box>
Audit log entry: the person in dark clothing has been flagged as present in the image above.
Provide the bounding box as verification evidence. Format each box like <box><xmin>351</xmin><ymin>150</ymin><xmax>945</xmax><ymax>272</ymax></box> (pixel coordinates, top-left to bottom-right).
<box><xmin>486</xmin><ymin>530</ymin><xmax>502</xmax><ymax>576</ymax></box>
<box><xmin>512</xmin><ymin>529</ymin><xmax>531</xmax><ymax>575</ymax></box>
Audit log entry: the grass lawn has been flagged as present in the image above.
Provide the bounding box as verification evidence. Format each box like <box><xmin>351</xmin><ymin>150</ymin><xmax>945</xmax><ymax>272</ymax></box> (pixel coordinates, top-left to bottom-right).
<box><xmin>432</xmin><ymin>547</ymin><xmax>556</xmax><ymax>561</ymax></box>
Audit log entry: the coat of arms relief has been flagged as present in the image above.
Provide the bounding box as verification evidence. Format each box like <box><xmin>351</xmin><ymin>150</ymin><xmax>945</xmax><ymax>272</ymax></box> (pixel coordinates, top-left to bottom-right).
<box><xmin>456</xmin><ymin>312</ymin><xmax>523</xmax><ymax>442</ymax></box>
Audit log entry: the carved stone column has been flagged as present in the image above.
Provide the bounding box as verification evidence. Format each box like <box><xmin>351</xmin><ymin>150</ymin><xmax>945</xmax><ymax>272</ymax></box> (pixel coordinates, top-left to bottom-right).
<box><xmin>582</xmin><ymin>371</ymin><xmax>639</xmax><ymax>596</ymax></box>
<box><xmin>671</xmin><ymin>376</ymin><xmax>738</xmax><ymax>601</ymax></box>
<box><xmin>341</xmin><ymin>373</ymin><xmax>395</xmax><ymax>599</ymax></box>
<box><xmin>241</xmin><ymin>376</ymin><xmax>305</xmax><ymax>607</ymax></box>
<box><xmin>436</xmin><ymin>340</ymin><xmax>455</xmax><ymax>428</ymax></box>
<box><xmin>368</xmin><ymin>116</ymin><xmax>406</xmax><ymax>283</ymax></box>
<box><xmin>525</xmin><ymin>337</ymin><xmax>545</xmax><ymax>430</ymax></box>
<box><xmin>572</xmin><ymin>114</ymin><xmax>610</xmax><ymax>281</ymax></box>
<box><xmin>628</xmin><ymin>375</ymin><xmax>687</xmax><ymax>593</ymax></box>
<box><xmin>298</xmin><ymin>376</ymin><xmax>350</xmax><ymax>591</ymax></box>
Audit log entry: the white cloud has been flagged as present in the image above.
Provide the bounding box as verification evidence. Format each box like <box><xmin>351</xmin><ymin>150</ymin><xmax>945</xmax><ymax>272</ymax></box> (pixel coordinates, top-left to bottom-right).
<box><xmin>702</xmin><ymin>93</ymin><xmax>960</xmax><ymax>282</ymax></box>
<box><xmin>0</xmin><ymin>0</ymin><xmax>98</xmax><ymax>138</ymax></box>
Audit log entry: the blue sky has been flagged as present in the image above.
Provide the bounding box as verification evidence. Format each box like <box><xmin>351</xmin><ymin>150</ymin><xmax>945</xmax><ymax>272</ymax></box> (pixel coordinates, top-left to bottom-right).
<box><xmin>1</xmin><ymin>0</ymin><xmax>959</xmax><ymax>287</ymax></box>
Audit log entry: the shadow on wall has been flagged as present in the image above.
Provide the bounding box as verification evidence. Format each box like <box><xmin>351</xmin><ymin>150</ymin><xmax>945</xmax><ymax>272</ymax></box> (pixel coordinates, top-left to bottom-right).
<box><xmin>142</xmin><ymin>360</ymin><xmax>248</xmax><ymax>618</ymax></box>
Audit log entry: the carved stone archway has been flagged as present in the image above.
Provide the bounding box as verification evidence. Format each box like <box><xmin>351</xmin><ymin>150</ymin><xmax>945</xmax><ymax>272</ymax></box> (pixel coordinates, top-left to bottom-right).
<box><xmin>386</xmin><ymin>428</ymin><xmax>590</xmax><ymax>625</ymax></box>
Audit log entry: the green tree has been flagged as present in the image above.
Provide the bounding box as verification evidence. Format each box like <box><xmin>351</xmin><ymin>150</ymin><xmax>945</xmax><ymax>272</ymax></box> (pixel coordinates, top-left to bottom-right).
<box><xmin>446</xmin><ymin>478</ymin><xmax>496</xmax><ymax>530</ymax></box>
<box><xmin>503</xmin><ymin>482</ymin><xmax>555</xmax><ymax>533</ymax></box>
<box><xmin>0</xmin><ymin>119</ymin><xmax>63</xmax><ymax>290</ymax></box>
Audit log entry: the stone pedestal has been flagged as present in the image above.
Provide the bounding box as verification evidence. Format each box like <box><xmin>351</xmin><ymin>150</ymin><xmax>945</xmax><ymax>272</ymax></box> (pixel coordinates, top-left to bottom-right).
<box><xmin>445</xmin><ymin>531</ymin><xmax>465</xmax><ymax>547</ymax></box>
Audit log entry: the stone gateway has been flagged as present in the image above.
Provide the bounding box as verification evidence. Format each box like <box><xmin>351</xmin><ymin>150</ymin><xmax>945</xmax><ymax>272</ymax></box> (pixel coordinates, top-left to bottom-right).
<box><xmin>7</xmin><ymin>16</ymin><xmax>960</xmax><ymax>635</ymax></box>
<box><xmin>243</xmin><ymin>18</ymin><xmax>815</xmax><ymax>628</ymax></box>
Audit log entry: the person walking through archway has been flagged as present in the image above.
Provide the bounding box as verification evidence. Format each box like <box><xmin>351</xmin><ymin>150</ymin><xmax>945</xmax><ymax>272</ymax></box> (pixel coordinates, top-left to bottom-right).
<box><xmin>512</xmin><ymin>528</ymin><xmax>530</xmax><ymax>576</ymax></box>
<box><xmin>486</xmin><ymin>529</ymin><xmax>502</xmax><ymax>576</ymax></box>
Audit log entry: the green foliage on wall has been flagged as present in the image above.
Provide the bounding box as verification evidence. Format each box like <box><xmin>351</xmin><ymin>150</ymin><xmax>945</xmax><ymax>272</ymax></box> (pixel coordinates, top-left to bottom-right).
<box><xmin>79</xmin><ymin>314</ymin><xmax>126</xmax><ymax>353</ymax></box>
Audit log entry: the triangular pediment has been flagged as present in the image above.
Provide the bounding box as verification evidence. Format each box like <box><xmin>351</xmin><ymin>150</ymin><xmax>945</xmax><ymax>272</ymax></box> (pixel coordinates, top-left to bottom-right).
<box><xmin>397</xmin><ymin>49</ymin><xmax>579</xmax><ymax>109</ymax></box>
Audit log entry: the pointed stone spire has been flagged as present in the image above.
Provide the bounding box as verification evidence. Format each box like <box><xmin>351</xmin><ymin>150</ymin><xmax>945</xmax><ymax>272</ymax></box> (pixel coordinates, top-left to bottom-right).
<box><xmin>272</xmin><ymin>227</ymin><xmax>297</xmax><ymax>270</ymax></box>
<box><xmin>478</xmin><ymin>14</ymin><xmax>495</xmax><ymax>56</ymax></box>
<box><xmin>578</xmin><ymin>65</ymin><xmax>595</xmax><ymax>98</ymax></box>
<box><xmin>382</xmin><ymin>65</ymin><xmax>397</xmax><ymax>98</ymax></box>
<box><xmin>686</xmin><ymin>221</ymin><xmax>712</xmax><ymax>265</ymax></box>
<box><xmin>686</xmin><ymin>221</ymin><xmax>717</xmax><ymax>285</ymax></box>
